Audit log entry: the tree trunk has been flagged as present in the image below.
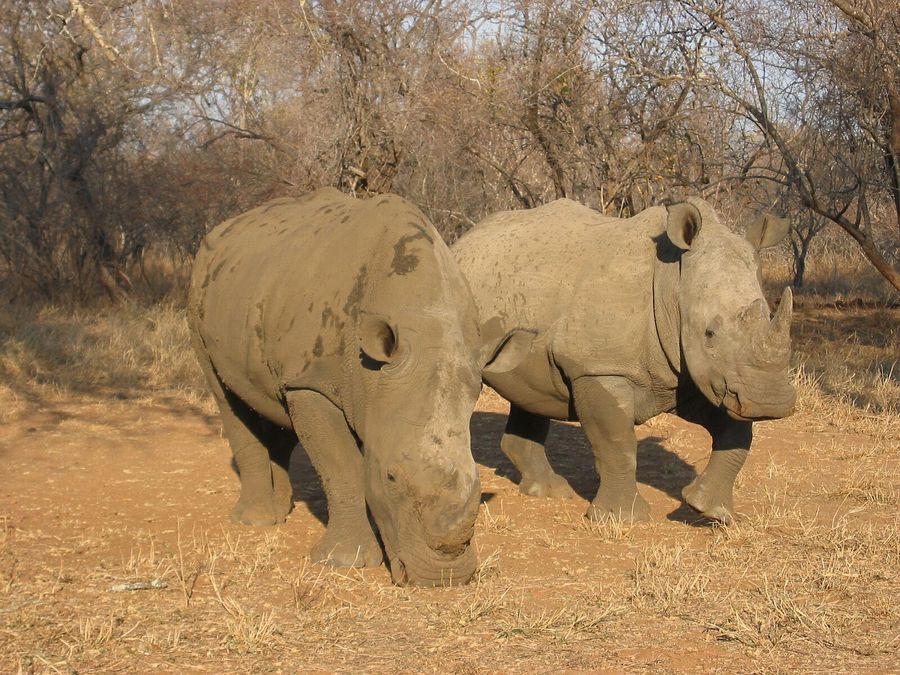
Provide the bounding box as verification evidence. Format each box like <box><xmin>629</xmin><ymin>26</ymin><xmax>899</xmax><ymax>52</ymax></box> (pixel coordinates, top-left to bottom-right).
<box><xmin>824</xmin><ymin>209</ymin><xmax>900</xmax><ymax>292</ymax></box>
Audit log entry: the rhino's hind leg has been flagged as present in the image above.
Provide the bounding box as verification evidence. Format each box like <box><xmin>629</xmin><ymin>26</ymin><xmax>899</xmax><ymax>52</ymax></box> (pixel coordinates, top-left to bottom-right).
<box><xmin>285</xmin><ymin>389</ymin><xmax>383</xmax><ymax>568</ymax></box>
<box><xmin>680</xmin><ymin>405</ymin><xmax>752</xmax><ymax>524</ymax></box>
<box><xmin>500</xmin><ymin>405</ymin><xmax>576</xmax><ymax>499</ymax></box>
<box><xmin>217</xmin><ymin>389</ymin><xmax>294</xmax><ymax>526</ymax></box>
<box><xmin>573</xmin><ymin>376</ymin><xmax>650</xmax><ymax>522</ymax></box>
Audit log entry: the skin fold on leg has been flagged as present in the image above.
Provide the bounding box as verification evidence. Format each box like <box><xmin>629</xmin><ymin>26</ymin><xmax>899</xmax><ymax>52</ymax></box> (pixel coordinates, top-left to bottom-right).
<box><xmin>285</xmin><ymin>389</ymin><xmax>383</xmax><ymax>568</ymax></box>
<box><xmin>573</xmin><ymin>376</ymin><xmax>650</xmax><ymax>522</ymax></box>
<box><xmin>500</xmin><ymin>404</ymin><xmax>576</xmax><ymax>499</ymax></box>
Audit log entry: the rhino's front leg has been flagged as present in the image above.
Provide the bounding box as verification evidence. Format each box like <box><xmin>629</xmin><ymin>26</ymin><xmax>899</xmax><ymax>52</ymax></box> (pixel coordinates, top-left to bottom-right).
<box><xmin>573</xmin><ymin>376</ymin><xmax>650</xmax><ymax>522</ymax></box>
<box><xmin>500</xmin><ymin>405</ymin><xmax>577</xmax><ymax>499</ymax></box>
<box><xmin>285</xmin><ymin>390</ymin><xmax>383</xmax><ymax>568</ymax></box>
<box><xmin>679</xmin><ymin>400</ymin><xmax>752</xmax><ymax>524</ymax></box>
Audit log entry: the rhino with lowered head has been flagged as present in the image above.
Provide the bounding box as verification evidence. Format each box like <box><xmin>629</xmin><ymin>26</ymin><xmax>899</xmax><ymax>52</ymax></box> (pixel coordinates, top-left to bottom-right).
<box><xmin>452</xmin><ymin>197</ymin><xmax>795</xmax><ymax>523</ymax></box>
<box><xmin>189</xmin><ymin>188</ymin><xmax>532</xmax><ymax>585</ymax></box>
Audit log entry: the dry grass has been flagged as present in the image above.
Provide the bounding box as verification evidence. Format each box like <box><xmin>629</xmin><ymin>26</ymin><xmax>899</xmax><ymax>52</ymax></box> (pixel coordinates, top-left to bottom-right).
<box><xmin>0</xmin><ymin>302</ymin><xmax>210</xmax><ymax>421</ymax></box>
<box><xmin>790</xmin><ymin>306</ymin><xmax>899</xmax><ymax>438</ymax></box>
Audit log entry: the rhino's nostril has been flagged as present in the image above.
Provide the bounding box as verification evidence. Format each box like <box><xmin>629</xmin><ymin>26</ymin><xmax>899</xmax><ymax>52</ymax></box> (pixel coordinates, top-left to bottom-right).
<box><xmin>435</xmin><ymin>542</ymin><xmax>468</xmax><ymax>557</ymax></box>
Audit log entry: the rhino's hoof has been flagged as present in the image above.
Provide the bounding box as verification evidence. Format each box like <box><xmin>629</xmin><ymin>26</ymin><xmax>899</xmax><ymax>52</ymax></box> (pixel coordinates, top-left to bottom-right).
<box><xmin>311</xmin><ymin>534</ymin><xmax>384</xmax><ymax>568</ymax></box>
<box><xmin>273</xmin><ymin>496</ymin><xmax>294</xmax><ymax>522</ymax></box>
<box><xmin>682</xmin><ymin>479</ymin><xmax>735</xmax><ymax>524</ymax></box>
<box><xmin>587</xmin><ymin>492</ymin><xmax>650</xmax><ymax>523</ymax></box>
<box><xmin>230</xmin><ymin>501</ymin><xmax>284</xmax><ymax>527</ymax></box>
<box><xmin>519</xmin><ymin>473</ymin><xmax>577</xmax><ymax>499</ymax></box>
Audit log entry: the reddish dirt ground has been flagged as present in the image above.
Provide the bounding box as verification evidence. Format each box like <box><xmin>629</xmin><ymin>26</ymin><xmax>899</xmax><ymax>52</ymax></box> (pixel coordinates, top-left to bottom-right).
<box><xmin>2</xmin><ymin>385</ymin><xmax>897</xmax><ymax>672</ymax></box>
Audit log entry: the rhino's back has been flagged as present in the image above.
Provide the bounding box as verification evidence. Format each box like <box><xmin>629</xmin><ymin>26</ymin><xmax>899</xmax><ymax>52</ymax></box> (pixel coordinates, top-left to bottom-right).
<box><xmin>189</xmin><ymin>188</ymin><xmax>451</xmax><ymax>419</ymax></box>
<box><xmin>455</xmin><ymin>199</ymin><xmax>662</xmax><ymax>331</ymax></box>
<box><xmin>454</xmin><ymin>200</ymin><xmax>667</xmax><ymax>397</ymax></box>
<box><xmin>455</xmin><ymin>199</ymin><xmax>609</xmax><ymax>330</ymax></box>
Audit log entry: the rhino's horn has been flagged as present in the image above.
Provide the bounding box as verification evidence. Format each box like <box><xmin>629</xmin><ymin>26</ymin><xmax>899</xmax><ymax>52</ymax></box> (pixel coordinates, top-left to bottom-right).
<box><xmin>767</xmin><ymin>287</ymin><xmax>793</xmax><ymax>352</ymax></box>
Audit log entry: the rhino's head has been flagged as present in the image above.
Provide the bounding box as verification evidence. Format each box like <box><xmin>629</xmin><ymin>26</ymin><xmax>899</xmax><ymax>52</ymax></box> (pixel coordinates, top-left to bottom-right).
<box><xmin>350</xmin><ymin>307</ymin><xmax>532</xmax><ymax>586</ymax></box>
<box><xmin>665</xmin><ymin>200</ymin><xmax>796</xmax><ymax>421</ymax></box>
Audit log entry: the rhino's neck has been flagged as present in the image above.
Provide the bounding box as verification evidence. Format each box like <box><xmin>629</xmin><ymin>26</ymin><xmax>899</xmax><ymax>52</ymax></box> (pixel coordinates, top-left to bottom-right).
<box><xmin>651</xmin><ymin>240</ymin><xmax>683</xmax><ymax>377</ymax></box>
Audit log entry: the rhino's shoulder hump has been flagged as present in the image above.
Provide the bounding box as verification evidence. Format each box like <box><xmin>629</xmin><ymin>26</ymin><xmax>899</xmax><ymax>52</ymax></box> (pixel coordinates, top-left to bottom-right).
<box><xmin>356</xmin><ymin>193</ymin><xmax>439</xmax><ymax>243</ymax></box>
<box><xmin>538</xmin><ymin>198</ymin><xmax>601</xmax><ymax>222</ymax></box>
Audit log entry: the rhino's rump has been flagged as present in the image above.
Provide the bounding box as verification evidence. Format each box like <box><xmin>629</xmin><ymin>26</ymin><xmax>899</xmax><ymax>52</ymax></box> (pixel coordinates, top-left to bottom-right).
<box><xmin>190</xmin><ymin>190</ymin><xmax>416</xmax><ymax>423</ymax></box>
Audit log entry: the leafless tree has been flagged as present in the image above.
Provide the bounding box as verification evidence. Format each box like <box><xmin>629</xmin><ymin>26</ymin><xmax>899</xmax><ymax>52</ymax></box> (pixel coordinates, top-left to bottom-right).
<box><xmin>678</xmin><ymin>0</ymin><xmax>899</xmax><ymax>290</ymax></box>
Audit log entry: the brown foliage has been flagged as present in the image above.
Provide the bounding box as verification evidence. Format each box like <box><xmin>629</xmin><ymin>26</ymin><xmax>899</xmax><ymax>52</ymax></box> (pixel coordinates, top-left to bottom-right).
<box><xmin>0</xmin><ymin>0</ymin><xmax>897</xmax><ymax>299</ymax></box>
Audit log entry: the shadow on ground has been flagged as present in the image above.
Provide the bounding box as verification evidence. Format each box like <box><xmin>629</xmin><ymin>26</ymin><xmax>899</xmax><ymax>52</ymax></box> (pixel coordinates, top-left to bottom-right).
<box><xmin>282</xmin><ymin>410</ymin><xmax>708</xmax><ymax>528</ymax></box>
<box><xmin>469</xmin><ymin>411</ymin><xmax>699</xmax><ymax>508</ymax></box>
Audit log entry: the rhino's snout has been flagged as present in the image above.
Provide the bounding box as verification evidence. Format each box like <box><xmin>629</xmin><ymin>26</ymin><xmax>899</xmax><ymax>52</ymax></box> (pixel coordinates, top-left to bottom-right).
<box><xmin>368</xmin><ymin>445</ymin><xmax>481</xmax><ymax>586</ymax></box>
<box><xmin>723</xmin><ymin>377</ymin><xmax>796</xmax><ymax>421</ymax></box>
<box><xmin>422</xmin><ymin>471</ymin><xmax>481</xmax><ymax>553</ymax></box>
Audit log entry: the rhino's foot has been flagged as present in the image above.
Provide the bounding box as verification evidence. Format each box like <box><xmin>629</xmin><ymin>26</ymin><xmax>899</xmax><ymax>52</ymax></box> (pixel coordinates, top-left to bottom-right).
<box><xmin>229</xmin><ymin>499</ymin><xmax>285</xmax><ymax>527</ymax></box>
<box><xmin>682</xmin><ymin>477</ymin><xmax>735</xmax><ymax>524</ymax></box>
<box><xmin>311</xmin><ymin>530</ymin><xmax>384</xmax><ymax>568</ymax></box>
<box><xmin>586</xmin><ymin>490</ymin><xmax>650</xmax><ymax>523</ymax></box>
<box><xmin>519</xmin><ymin>473</ymin><xmax>577</xmax><ymax>499</ymax></box>
<box><xmin>272</xmin><ymin>493</ymin><xmax>294</xmax><ymax>522</ymax></box>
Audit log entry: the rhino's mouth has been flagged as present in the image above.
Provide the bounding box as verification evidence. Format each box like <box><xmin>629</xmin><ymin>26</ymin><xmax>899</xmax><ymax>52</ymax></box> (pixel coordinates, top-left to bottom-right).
<box><xmin>388</xmin><ymin>545</ymin><xmax>476</xmax><ymax>587</ymax></box>
<box><xmin>721</xmin><ymin>383</ymin><xmax>793</xmax><ymax>421</ymax></box>
<box><xmin>721</xmin><ymin>387</ymin><xmax>748</xmax><ymax>419</ymax></box>
<box><xmin>380</xmin><ymin>521</ymin><xmax>477</xmax><ymax>587</ymax></box>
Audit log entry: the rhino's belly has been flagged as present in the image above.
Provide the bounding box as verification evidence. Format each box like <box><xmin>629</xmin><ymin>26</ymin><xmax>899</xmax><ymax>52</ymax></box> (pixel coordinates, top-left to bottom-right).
<box><xmin>207</xmin><ymin>347</ymin><xmax>293</xmax><ymax>429</ymax></box>
<box><xmin>483</xmin><ymin>347</ymin><xmax>574</xmax><ymax>421</ymax></box>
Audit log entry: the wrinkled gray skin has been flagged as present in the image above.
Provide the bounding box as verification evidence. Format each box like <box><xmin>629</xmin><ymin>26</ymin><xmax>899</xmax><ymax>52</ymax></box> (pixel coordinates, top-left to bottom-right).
<box><xmin>189</xmin><ymin>188</ymin><xmax>532</xmax><ymax>585</ymax></box>
<box><xmin>453</xmin><ymin>197</ymin><xmax>796</xmax><ymax>523</ymax></box>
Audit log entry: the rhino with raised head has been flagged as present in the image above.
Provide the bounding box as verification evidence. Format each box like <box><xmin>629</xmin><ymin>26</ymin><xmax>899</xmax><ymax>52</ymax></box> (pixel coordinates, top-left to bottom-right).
<box><xmin>452</xmin><ymin>197</ymin><xmax>795</xmax><ymax>523</ymax></box>
<box><xmin>189</xmin><ymin>188</ymin><xmax>531</xmax><ymax>585</ymax></box>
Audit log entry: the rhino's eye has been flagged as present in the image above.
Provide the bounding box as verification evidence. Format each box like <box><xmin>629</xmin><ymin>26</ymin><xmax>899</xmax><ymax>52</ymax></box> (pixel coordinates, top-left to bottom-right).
<box><xmin>386</xmin><ymin>472</ymin><xmax>397</xmax><ymax>483</ymax></box>
<box><xmin>705</xmin><ymin>329</ymin><xmax>715</xmax><ymax>339</ymax></box>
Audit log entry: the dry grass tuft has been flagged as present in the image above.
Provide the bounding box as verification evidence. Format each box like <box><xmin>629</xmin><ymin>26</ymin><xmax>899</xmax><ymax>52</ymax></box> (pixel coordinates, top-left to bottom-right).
<box><xmin>477</xmin><ymin>502</ymin><xmax>513</xmax><ymax>533</ymax></box>
<box><xmin>629</xmin><ymin>544</ymin><xmax>710</xmax><ymax>614</ymax></box>
<box><xmin>494</xmin><ymin>600</ymin><xmax>626</xmax><ymax>641</ymax></box>
<box><xmin>790</xmin><ymin>307</ymin><xmax>899</xmax><ymax>437</ymax></box>
<box><xmin>0</xmin><ymin>302</ymin><xmax>210</xmax><ymax>420</ymax></box>
<box><xmin>825</xmin><ymin>465</ymin><xmax>900</xmax><ymax>506</ymax></box>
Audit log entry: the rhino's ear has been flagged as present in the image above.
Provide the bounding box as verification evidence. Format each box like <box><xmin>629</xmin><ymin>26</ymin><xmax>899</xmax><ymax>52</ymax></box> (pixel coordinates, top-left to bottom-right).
<box><xmin>480</xmin><ymin>328</ymin><xmax>535</xmax><ymax>374</ymax></box>
<box><xmin>746</xmin><ymin>213</ymin><xmax>790</xmax><ymax>250</ymax></box>
<box><xmin>359</xmin><ymin>313</ymin><xmax>399</xmax><ymax>365</ymax></box>
<box><xmin>665</xmin><ymin>202</ymin><xmax>703</xmax><ymax>250</ymax></box>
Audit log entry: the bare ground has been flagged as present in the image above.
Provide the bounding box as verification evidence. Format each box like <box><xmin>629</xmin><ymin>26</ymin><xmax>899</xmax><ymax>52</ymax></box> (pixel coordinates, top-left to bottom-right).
<box><xmin>1</xmin><ymin>307</ymin><xmax>898</xmax><ymax>673</ymax></box>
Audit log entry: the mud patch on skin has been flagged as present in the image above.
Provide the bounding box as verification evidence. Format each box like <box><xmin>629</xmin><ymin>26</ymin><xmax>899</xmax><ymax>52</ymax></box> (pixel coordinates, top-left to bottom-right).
<box><xmin>219</xmin><ymin>214</ymin><xmax>247</xmax><ymax>238</ymax></box>
<box><xmin>210</xmin><ymin>259</ymin><xmax>228</xmax><ymax>282</ymax></box>
<box><xmin>406</xmin><ymin>220</ymin><xmax>434</xmax><ymax>243</ymax></box>
<box><xmin>343</xmin><ymin>266</ymin><xmax>368</xmax><ymax>319</ymax></box>
<box><xmin>321</xmin><ymin>306</ymin><xmax>334</xmax><ymax>328</ymax></box>
<box><xmin>313</xmin><ymin>335</ymin><xmax>324</xmax><ymax>357</ymax></box>
<box><xmin>391</xmin><ymin>233</ymin><xmax>428</xmax><ymax>276</ymax></box>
